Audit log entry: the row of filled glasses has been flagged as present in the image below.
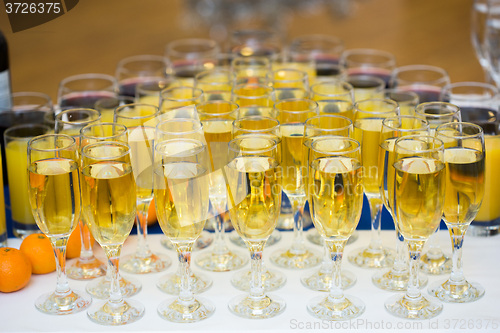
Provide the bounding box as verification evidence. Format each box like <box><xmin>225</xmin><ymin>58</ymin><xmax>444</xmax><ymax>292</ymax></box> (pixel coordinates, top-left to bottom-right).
<box><xmin>26</xmin><ymin>96</ymin><xmax>486</xmax><ymax>324</ymax></box>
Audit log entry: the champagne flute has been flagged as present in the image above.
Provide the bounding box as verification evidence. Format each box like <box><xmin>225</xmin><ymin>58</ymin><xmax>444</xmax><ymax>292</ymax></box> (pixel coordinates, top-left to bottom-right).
<box><xmin>301</xmin><ymin>115</ymin><xmax>358</xmax><ymax>292</ymax></box>
<box><xmin>385</xmin><ymin>135</ymin><xmax>446</xmax><ymax>319</ymax></box>
<box><xmin>159</xmin><ymin>86</ymin><xmax>204</xmax><ymax>114</ymax></box>
<box><xmin>348</xmin><ymin>98</ymin><xmax>398</xmax><ymax>268</ymax></box>
<box><xmin>154</xmin><ymin>120</ymin><xmax>215</xmax><ymax>322</ymax></box>
<box><xmin>339</xmin><ymin>48</ymin><xmax>396</xmax><ymax>87</ymax></box>
<box><xmin>81</xmin><ymin>141</ymin><xmax>145</xmax><ymax>325</ymax></box>
<box><xmin>155</xmin><ymin>119</ymin><xmax>213</xmax><ymax>295</ymax></box>
<box><xmin>229</xmin><ymin>116</ymin><xmax>286</xmax><ymax>292</ymax></box>
<box><xmin>231</xmin><ymin>83</ymin><xmax>274</xmax><ymax>108</ymax></box>
<box><xmin>270</xmin><ymin>98</ymin><xmax>321</xmax><ymax>269</ymax></box>
<box><xmin>428</xmin><ymin>122</ymin><xmax>485</xmax><ymax>302</ymax></box>
<box><xmin>415</xmin><ymin>102</ymin><xmax>461</xmax><ymax>275</ymax></box>
<box><xmin>384</xmin><ymin>89</ymin><xmax>419</xmax><ymax>116</ymax></box>
<box><xmin>115</xmin><ymin>103</ymin><xmax>171</xmax><ymax>274</ymax></box>
<box><xmin>194</xmin><ymin>68</ymin><xmax>233</xmax><ymax>101</ymax></box>
<box><xmin>55</xmin><ymin>108</ymin><xmax>107</xmax><ymax>281</ymax></box>
<box><xmin>347</xmin><ymin>75</ymin><xmax>385</xmax><ymax>102</ymax></box>
<box><xmin>310</xmin><ymin>80</ymin><xmax>354</xmax><ymax>119</ymax></box>
<box><xmin>306</xmin><ymin>136</ymin><xmax>365</xmax><ymax>320</ymax></box>
<box><xmin>80</xmin><ymin>123</ymin><xmax>142</xmax><ymax>299</ymax></box>
<box><xmin>27</xmin><ymin>134</ymin><xmax>92</xmax><ymax>314</ymax></box>
<box><xmin>231</xmin><ymin>56</ymin><xmax>271</xmax><ymax>85</ymax></box>
<box><xmin>372</xmin><ymin>116</ymin><xmax>430</xmax><ymax>291</ymax></box>
<box><xmin>267</xmin><ymin>68</ymin><xmax>310</xmax><ymax>100</ymax></box>
<box><xmin>194</xmin><ymin>100</ymin><xmax>248</xmax><ymax>272</ymax></box>
<box><xmin>226</xmin><ymin>135</ymin><xmax>286</xmax><ymax>319</ymax></box>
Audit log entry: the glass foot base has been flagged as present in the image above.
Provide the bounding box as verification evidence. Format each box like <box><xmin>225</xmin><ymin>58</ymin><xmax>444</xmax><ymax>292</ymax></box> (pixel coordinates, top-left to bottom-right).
<box><xmin>67</xmin><ymin>257</ymin><xmax>106</xmax><ymax>280</ymax></box>
<box><xmin>88</xmin><ymin>299</ymin><xmax>145</xmax><ymax>326</ymax></box>
<box><xmin>348</xmin><ymin>246</ymin><xmax>395</xmax><ymax>269</ymax></box>
<box><xmin>372</xmin><ymin>268</ymin><xmax>428</xmax><ymax>292</ymax></box>
<box><xmin>120</xmin><ymin>252</ymin><xmax>171</xmax><ymax>274</ymax></box>
<box><xmin>270</xmin><ymin>247</ymin><xmax>321</xmax><ymax>269</ymax></box>
<box><xmin>301</xmin><ymin>269</ymin><xmax>356</xmax><ymax>292</ymax></box>
<box><xmin>158</xmin><ymin>296</ymin><xmax>215</xmax><ymax>323</ymax></box>
<box><xmin>86</xmin><ymin>275</ymin><xmax>142</xmax><ymax>300</ymax></box>
<box><xmin>307</xmin><ymin>294</ymin><xmax>365</xmax><ymax>321</ymax></box>
<box><xmin>161</xmin><ymin>231</ymin><xmax>213</xmax><ymax>251</ymax></box>
<box><xmin>229</xmin><ymin>230</ymin><xmax>281</xmax><ymax>248</ymax></box>
<box><xmin>231</xmin><ymin>266</ymin><xmax>286</xmax><ymax>292</ymax></box>
<box><xmin>420</xmin><ymin>252</ymin><xmax>452</xmax><ymax>275</ymax></box>
<box><xmin>157</xmin><ymin>271</ymin><xmax>212</xmax><ymax>295</ymax></box>
<box><xmin>306</xmin><ymin>229</ymin><xmax>358</xmax><ymax>247</ymax></box>
<box><xmin>428</xmin><ymin>279</ymin><xmax>485</xmax><ymax>303</ymax></box>
<box><xmin>229</xmin><ymin>294</ymin><xmax>286</xmax><ymax>319</ymax></box>
<box><xmin>35</xmin><ymin>289</ymin><xmax>92</xmax><ymax>315</ymax></box>
<box><xmin>385</xmin><ymin>293</ymin><xmax>443</xmax><ymax>319</ymax></box>
<box><xmin>194</xmin><ymin>249</ymin><xmax>248</xmax><ymax>272</ymax></box>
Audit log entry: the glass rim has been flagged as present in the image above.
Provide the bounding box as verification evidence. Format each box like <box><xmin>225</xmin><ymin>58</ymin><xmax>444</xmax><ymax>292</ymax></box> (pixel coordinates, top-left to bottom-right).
<box><xmin>80</xmin><ymin>122</ymin><xmax>128</xmax><ymax>139</ymax></box>
<box><xmin>28</xmin><ymin>133</ymin><xmax>76</xmax><ymax>152</ymax></box>
<box><xmin>309</xmin><ymin>136</ymin><xmax>361</xmax><ymax>156</ymax></box>
<box><xmin>160</xmin><ymin>86</ymin><xmax>204</xmax><ymax>102</ymax></box>
<box><xmin>268</xmin><ymin>68</ymin><xmax>308</xmax><ymax>82</ymax></box>
<box><xmin>392</xmin><ymin>64</ymin><xmax>449</xmax><ymax>85</ymax></box>
<box><xmin>232</xmin><ymin>115</ymin><xmax>280</xmax><ymax>133</ymax></box>
<box><xmin>415</xmin><ymin>101</ymin><xmax>461</xmax><ymax>117</ymax></box>
<box><xmin>310</xmin><ymin>80</ymin><xmax>353</xmax><ymax>97</ymax></box>
<box><xmin>384</xmin><ymin>88</ymin><xmax>420</xmax><ymax>104</ymax></box>
<box><xmin>4</xmin><ymin>123</ymin><xmax>52</xmax><ymax>141</ymax></box>
<box><xmin>394</xmin><ymin>134</ymin><xmax>444</xmax><ymax>154</ymax></box>
<box><xmin>11</xmin><ymin>91</ymin><xmax>53</xmax><ymax>103</ymax></box>
<box><xmin>166</xmin><ymin>38</ymin><xmax>219</xmax><ymax>58</ymax></box>
<box><xmin>230</xmin><ymin>55</ymin><xmax>271</xmax><ymax>68</ymax></box>
<box><xmin>305</xmin><ymin>114</ymin><xmax>353</xmax><ymax>131</ymax></box>
<box><xmin>156</xmin><ymin>118</ymin><xmax>204</xmax><ymax>137</ymax></box>
<box><xmin>441</xmin><ymin>81</ymin><xmax>499</xmax><ymax>100</ymax></box>
<box><xmin>274</xmin><ymin>98</ymin><xmax>319</xmax><ymax>114</ymax></box>
<box><xmin>289</xmin><ymin>34</ymin><xmax>344</xmax><ymax>53</ymax></box>
<box><xmin>154</xmin><ymin>137</ymin><xmax>207</xmax><ymax>158</ymax></box>
<box><xmin>231</xmin><ymin>83</ymin><xmax>274</xmax><ymax>99</ymax></box>
<box><xmin>114</xmin><ymin>103</ymin><xmax>160</xmax><ymax>120</ymax></box>
<box><xmin>81</xmin><ymin>140</ymin><xmax>131</xmax><ymax>161</ymax></box>
<box><xmin>228</xmin><ymin>135</ymin><xmax>279</xmax><ymax>155</ymax></box>
<box><xmin>59</xmin><ymin>73</ymin><xmax>117</xmax><ymax>87</ymax></box>
<box><xmin>354</xmin><ymin>98</ymin><xmax>399</xmax><ymax>115</ymax></box>
<box><xmin>196</xmin><ymin>100</ymin><xmax>239</xmax><ymax>117</ymax></box>
<box><xmin>340</xmin><ymin>48</ymin><xmax>396</xmax><ymax>67</ymax></box>
<box><xmin>116</xmin><ymin>54</ymin><xmax>169</xmax><ymax>73</ymax></box>
<box><xmin>55</xmin><ymin>108</ymin><xmax>102</xmax><ymax>126</ymax></box>
<box><xmin>435</xmin><ymin>121</ymin><xmax>484</xmax><ymax>139</ymax></box>
<box><xmin>382</xmin><ymin>115</ymin><xmax>429</xmax><ymax>132</ymax></box>
<box><xmin>194</xmin><ymin>68</ymin><xmax>232</xmax><ymax>82</ymax></box>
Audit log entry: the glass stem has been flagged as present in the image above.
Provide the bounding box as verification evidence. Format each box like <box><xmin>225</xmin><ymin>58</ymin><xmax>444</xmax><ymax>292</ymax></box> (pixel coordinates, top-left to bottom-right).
<box><xmin>177</xmin><ymin>243</ymin><xmax>194</xmax><ymax>302</ymax></box>
<box><xmin>78</xmin><ymin>220</ymin><xmax>94</xmax><ymax>261</ymax></box>
<box><xmin>406</xmin><ymin>240</ymin><xmax>424</xmax><ymax>300</ymax></box>
<box><xmin>135</xmin><ymin>199</ymin><xmax>152</xmax><ymax>259</ymax></box>
<box><xmin>326</xmin><ymin>239</ymin><xmax>346</xmax><ymax>300</ymax></box>
<box><xmin>447</xmin><ymin>223</ymin><xmax>467</xmax><ymax>284</ymax></box>
<box><xmin>290</xmin><ymin>197</ymin><xmax>306</xmax><ymax>255</ymax></box>
<box><xmin>320</xmin><ymin>240</ymin><xmax>332</xmax><ymax>273</ymax></box>
<box><xmin>106</xmin><ymin>246</ymin><xmax>123</xmax><ymax>305</ymax></box>
<box><xmin>367</xmin><ymin>196</ymin><xmax>383</xmax><ymax>252</ymax></box>
<box><xmin>50</xmin><ymin>236</ymin><xmax>71</xmax><ymax>296</ymax></box>
<box><xmin>248</xmin><ymin>241</ymin><xmax>265</xmax><ymax>300</ymax></box>
<box><xmin>393</xmin><ymin>227</ymin><xmax>407</xmax><ymax>272</ymax></box>
<box><xmin>212</xmin><ymin>201</ymin><xmax>229</xmax><ymax>256</ymax></box>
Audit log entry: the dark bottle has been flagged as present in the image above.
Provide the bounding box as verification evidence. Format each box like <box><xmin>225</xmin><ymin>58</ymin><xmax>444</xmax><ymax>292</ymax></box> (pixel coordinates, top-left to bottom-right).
<box><xmin>0</xmin><ymin>30</ymin><xmax>11</xmax><ymax>111</ymax></box>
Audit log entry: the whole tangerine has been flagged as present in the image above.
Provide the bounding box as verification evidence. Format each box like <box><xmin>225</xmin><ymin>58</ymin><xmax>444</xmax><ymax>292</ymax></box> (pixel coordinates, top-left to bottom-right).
<box><xmin>20</xmin><ymin>233</ymin><xmax>56</xmax><ymax>274</ymax></box>
<box><xmin>0</xmin><ymin>247</ymin><xmax>32</xmax><ymax>293</ymax></box>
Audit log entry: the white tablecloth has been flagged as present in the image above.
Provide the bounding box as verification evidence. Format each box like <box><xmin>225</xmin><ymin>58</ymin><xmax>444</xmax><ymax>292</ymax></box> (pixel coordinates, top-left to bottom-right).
<box><xmin>1</xmin><ymin>230</ymin><xmax>499</xmax><ymax>332</ymax></box>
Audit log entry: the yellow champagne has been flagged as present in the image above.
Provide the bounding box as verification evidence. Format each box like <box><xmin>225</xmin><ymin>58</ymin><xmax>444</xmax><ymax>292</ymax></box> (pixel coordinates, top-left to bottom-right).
<box><xmin>226</xmin><ymin>156</ymin><xmax>281</xmax><ymax>241</ymax></box>
<box><xmin>81</xmin><ymin>161</ymin><xmax>137</xmax><ymax>245</ymax></box>
<box><xmin>378</xmin><ymin>138</ymin><xmax>397</xmax><ymax>213</ymax></box>
<box><xmin>281</xmin><ymin>124</ymin><xmax>306</xmax><ymax>197</ymax></box>
<box><xmin>475</xmin><ymin>135</ymin><xmax>500</xmax><ymax>222</ymax></box>
<box><xmin>202</xmin><ymin>120</ymin><xmax>233</xmax><ymax>171</ymax></box>
<box><xmin>128</xmin><ymin>126</ymin><xmax>155</xmax><ymax>201</ymax></box>
<box><xmin>308</xmin><ymin>157</ymin><xmax>363</xmax><ymax>240</ymax></box>
<box><xmin>154</xmin><ymin>162</ymin><xmax>210</xmax><ymax>243</ymax></box>
<box><xmin>443</xmin><ymin>148</ymin><xmax>485</xmax><ymax>224</ymax></box>
<box><xmin>28</xmin><ymin>158</ymin><xmax>80</xmax><ymax>236</ymax></box>
<box><xmin>6</xmin><ymin>140</ymin><xmax>36</xmax><ymax>225</ymax></box>
<box><xmin>354</xmin><ymin>118</ymin><xmax>384</xmax><ymax>195</ymax></box>
<box><xmin>394</xmin><ymin>157</ymin><xmax>445</xmax><ymax>241</ymax></box>
<box><xmin>0</xmin><ymin>152</ymin><xmax>7</xmax><ymax>239</ymax></box>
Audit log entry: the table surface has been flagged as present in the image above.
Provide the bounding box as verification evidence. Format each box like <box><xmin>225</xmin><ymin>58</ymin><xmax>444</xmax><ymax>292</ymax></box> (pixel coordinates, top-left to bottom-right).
<box><xmin>1</xmin><ymin>230</ymin><xmax>499</xmax><ymax>332</ymax></box>
<box><xmin>0</xmin><ymin>0</ymin><xmax>485</xmax><ymax>102</ymax></box>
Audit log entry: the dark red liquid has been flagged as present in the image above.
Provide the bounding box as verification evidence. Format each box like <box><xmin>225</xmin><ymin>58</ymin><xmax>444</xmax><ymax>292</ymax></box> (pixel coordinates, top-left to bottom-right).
<box><xmin>459</xmin><ymin>106</ymin><xmax>499</xmax><ymax>135</ymax></box>
<box><xmin>398</xmin><ymin>87</ymin><xmax>441</xmax><ymax>103</ymax></box>
<box><xmin>315</xmin><ymin>58</ymin><xmax>341</xmax><ymax>77</ymax></box>
<box><xmin>59</xmin><ymin>91</ymin><xmax>117</xmax><ymax>110</ymax></box>
<box><xmin>348</xmin><ymin>68</ymin><xmax>391</xmax><ymax>87</ymax></box>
